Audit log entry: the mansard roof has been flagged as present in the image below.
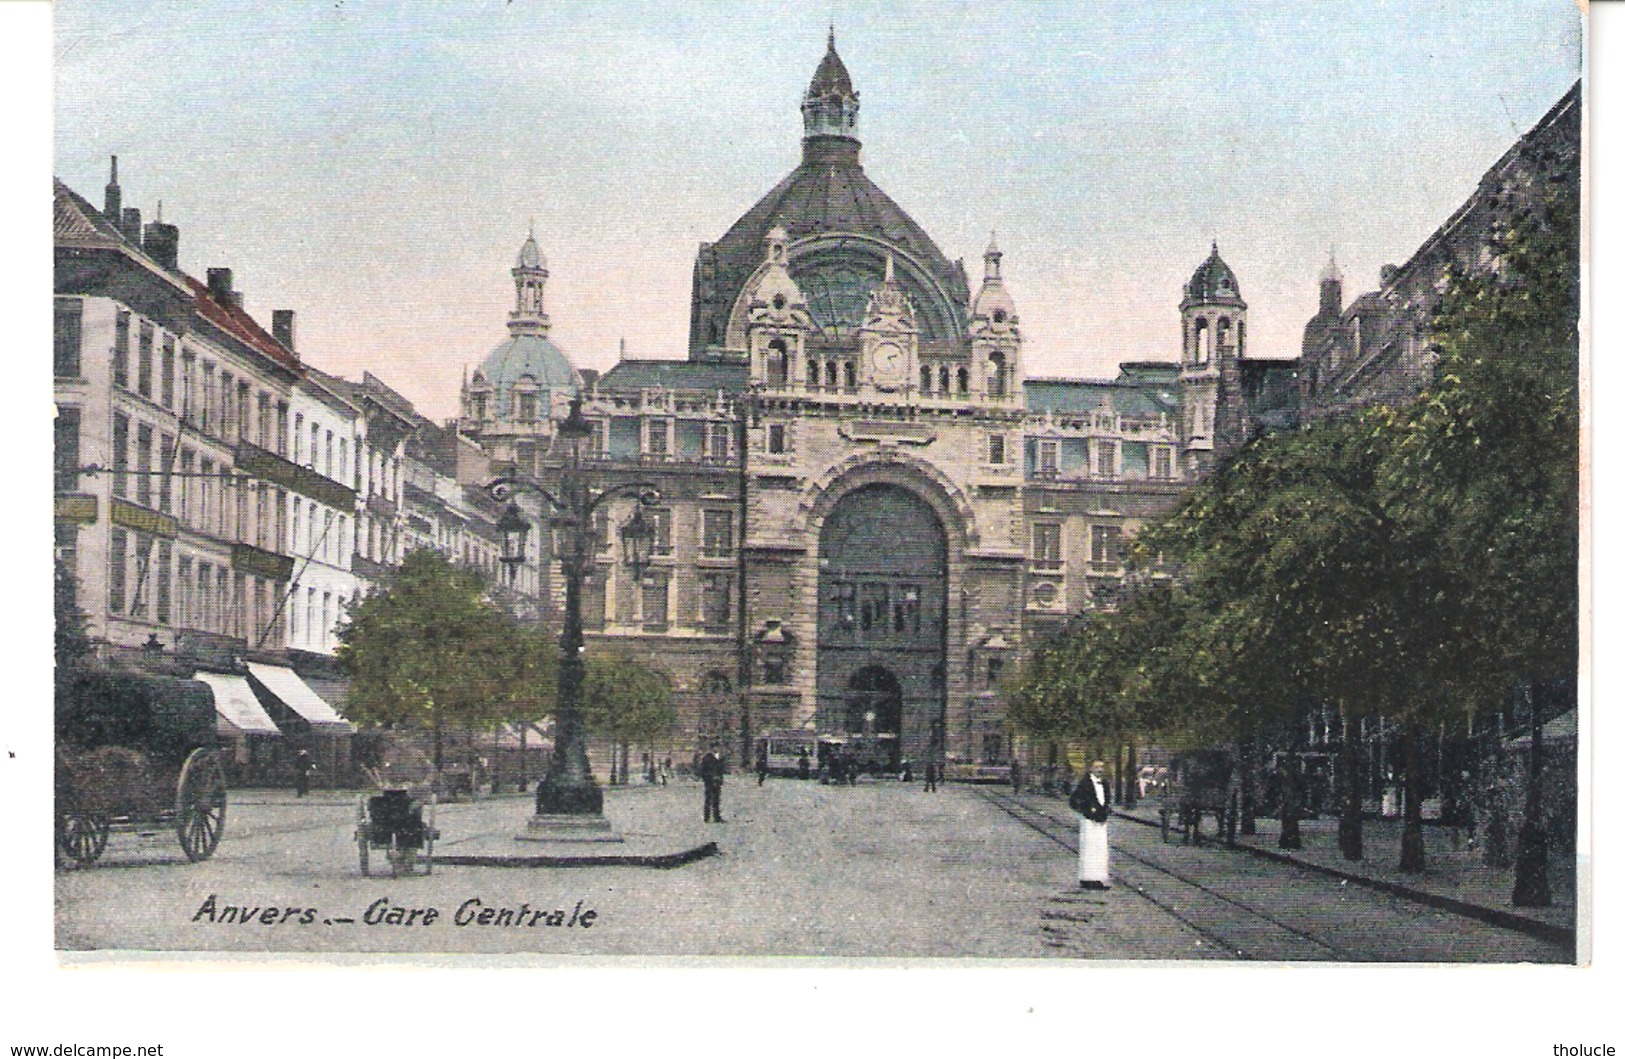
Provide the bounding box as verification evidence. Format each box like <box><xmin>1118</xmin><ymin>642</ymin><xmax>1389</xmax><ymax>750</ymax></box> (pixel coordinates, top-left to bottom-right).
<box><xmin>594</xmin><ymin>358</ymin><xmax>750</xmax><ymax>394</ymax></box>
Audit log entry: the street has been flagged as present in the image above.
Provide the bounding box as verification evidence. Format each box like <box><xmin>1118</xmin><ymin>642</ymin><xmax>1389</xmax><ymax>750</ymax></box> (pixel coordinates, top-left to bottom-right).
<box><xmin>55</xmin><ymin>779</ymin><xmax>1568</xmax><ymax>961</ymax></box>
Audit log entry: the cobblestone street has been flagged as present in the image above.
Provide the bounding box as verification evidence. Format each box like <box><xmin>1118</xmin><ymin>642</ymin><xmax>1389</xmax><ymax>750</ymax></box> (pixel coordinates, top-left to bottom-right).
<box><xmin>56</xmin><ymin>778</ymin><xmax>1567</xmax><ymax>961</ymax></box>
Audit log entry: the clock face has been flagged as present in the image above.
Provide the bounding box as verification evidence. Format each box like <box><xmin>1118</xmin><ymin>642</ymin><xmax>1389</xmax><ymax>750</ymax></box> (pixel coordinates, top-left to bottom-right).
<box><xmin>873</xmin><ymin>342</ymin><xmax>905</xmax><ymax>390</ymax></box>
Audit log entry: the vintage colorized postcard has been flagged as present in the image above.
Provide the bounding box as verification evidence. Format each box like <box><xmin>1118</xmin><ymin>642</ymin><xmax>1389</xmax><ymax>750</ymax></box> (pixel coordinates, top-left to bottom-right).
<box><xmin>19</xmin><ymin>0</ymin><xmax>1611</xmax><ymax>1049</ymax></box>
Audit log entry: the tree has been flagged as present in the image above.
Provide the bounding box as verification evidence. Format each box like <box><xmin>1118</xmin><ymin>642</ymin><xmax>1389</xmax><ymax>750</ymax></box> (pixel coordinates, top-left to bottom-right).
<box><xmin>579</xmin><ymin>647</ymin><xmax>675</xmax><ymax>782</ymax></box>
<box><xmin>335</xmin><ymin>549</ymin><xmax>523</xmax><ymax>772</ymax></box>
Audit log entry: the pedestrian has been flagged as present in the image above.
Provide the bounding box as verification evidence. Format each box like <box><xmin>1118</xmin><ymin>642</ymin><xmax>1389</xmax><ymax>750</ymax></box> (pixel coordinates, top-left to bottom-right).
<box><xmin>797</xmin><ymin>750</ymin><xmax>811</xmax><ymax>780</ymax></box>
<box><xmin>294</xmin><ymin>748</ymin><xmax>312</xmax><ymax>798</ymax></box>
<box><xmin>1069</xmin><ymin>759</ymin><xmax>1112</xmax><ymax>890</ymax></box>
<box><xmin>1010</xmin><ymin>758</ymin><xmax>1021</xmax><ymax>795</ymax></box>
<box><xmin>662</xmin><ymin>756</ymin><xmax>672</xmax><ymax>786</ymax></box>
<box><xmin>756</xmin><ymin>747</ymin><xmax>769</xmax><ymax>787</ymax></box>
<box><xmin>924</xmin><ymin>759</ymin><xmax>938</xmax><ymax>792</ymax></box>
<box><xmin>900</xmin><ymin>758</ymin><xmax>913</xmax><ymax>783</ymax></box>
<box><xmin>699</xmin><ymin>744</ymin><xmax>726</xmax><ymax>823</ymax></box>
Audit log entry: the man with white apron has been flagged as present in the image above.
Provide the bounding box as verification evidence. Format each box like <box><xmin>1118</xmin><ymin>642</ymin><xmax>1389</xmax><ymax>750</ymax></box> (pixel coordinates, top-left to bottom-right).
<box><xmin>1069</xmin><ymin>760</ymin><xmax>1111</xmax><ymax>889</ymax></box>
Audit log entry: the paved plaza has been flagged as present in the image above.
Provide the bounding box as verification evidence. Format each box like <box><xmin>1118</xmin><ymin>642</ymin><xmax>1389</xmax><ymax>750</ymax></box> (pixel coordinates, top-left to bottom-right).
<box><xmin>55</xmin><ymin>778</ymin><xmax>1571</xmax><ymax>961</ymax></box>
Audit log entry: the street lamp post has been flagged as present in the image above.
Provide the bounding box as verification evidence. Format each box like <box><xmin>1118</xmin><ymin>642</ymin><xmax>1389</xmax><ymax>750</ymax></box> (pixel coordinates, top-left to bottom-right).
<box><xmin>493</xmin><ymin>397</ymin><xmax>658</xmax><ymax>837</ymax></box>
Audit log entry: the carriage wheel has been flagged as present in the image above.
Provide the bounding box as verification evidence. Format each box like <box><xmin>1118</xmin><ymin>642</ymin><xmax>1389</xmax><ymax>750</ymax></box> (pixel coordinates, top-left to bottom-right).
<box><xmin>57</xmin><ymin>803</ymin><xmax>109</xmax><ymax>866</ymax></box>
<box><xmin>175</xmin><ymin>748</ymin><xmax>228</xmax><ymax>862</ymax></box>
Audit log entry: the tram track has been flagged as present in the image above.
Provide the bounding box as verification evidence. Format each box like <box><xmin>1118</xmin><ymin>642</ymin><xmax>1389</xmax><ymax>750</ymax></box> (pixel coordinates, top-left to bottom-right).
<box><xmin>976</xmin><ymin>788</ymin><xmax>1353</xmax><ymax>961</ymax></box>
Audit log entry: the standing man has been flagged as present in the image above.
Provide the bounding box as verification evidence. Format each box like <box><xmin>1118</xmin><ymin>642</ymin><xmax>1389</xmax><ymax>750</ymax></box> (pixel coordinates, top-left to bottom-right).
<box><xmin>294</xmin><ymin>747</ymin><xmax>312</xmax><ymax>799</ymax></box>
<box><xmin>756</xmin><ymin>745</ymin><xmax>770</xmax><ymax>787</ymax></box>
<box><xmin>923</xmin><ymin>758</ymin><xmax>938</xmax><ymax>792</ymax></box>
<box><xmin>1069</xmin><ymin>760</ymin><xmax>1111</xmax><ymax>890</ymax></box>
<box><xmin>699</xmin><ymin>744</ymin><xmax>726</xmax><ymax>823</ymax></box>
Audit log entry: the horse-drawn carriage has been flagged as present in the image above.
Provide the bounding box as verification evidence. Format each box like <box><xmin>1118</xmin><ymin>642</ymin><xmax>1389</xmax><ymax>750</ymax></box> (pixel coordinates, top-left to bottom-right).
<box><xmin>1158</xmin><ymin>749</ymin><xmax>1237</xmax><ymax>845</ymax></box>
<box><xmin>55</xmin><ymin>671</ymin><xmax>229</xmax><ymax>867</ymax></box>
<box><xmin>355</xmin><ymin>787</ymin><xmax>439</xmax><ymax>877</ymax></box>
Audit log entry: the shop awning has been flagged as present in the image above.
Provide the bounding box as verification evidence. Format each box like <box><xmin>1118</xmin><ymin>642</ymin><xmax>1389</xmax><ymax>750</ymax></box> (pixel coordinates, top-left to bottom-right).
<box><xmin>246</xmin><ymin>663</ymin><xmax>355</xmax><ymax>732</ymax></box>
<box><xmin>195</xmin><ymin>671</ymin><xmax>281</xmax><ymax>738</ymax></box>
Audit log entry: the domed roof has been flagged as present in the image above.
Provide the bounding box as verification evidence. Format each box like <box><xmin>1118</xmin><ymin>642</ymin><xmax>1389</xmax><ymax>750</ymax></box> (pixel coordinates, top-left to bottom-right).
<box><xmin>516</xmin><ymin>231</ymin><xmax>545</xmax><ymax>271</ymax></box>
<box><xmin>1183</xmin><ymin>242</ymin><xmax>1244</xmax><ymax>307</ymax></box>
<box><xmin>808</xmin><ymin>30</ymin><xmax>854</xmax><ymax>98</ymax></box>
<box><xmin>473</xmin><ymin>333</ymin><xmax>580</xmax><ymax>399</ymax></box>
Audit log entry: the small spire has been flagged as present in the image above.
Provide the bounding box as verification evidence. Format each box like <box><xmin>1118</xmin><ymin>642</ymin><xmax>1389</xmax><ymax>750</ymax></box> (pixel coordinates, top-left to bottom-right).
<box><xmin>109</xmin><ymin>155</ymin><xmax>118</xmax><ymax>184</ymax></box>
<box><xmin>883</xmin><ymin>252</ymin><xmax>895</xmax><ymax>283</ymax></box>
<box><xmin>619</xmin><ymin>336</ymin><xmax>627</xmax><ymax>360</ymax></box>
<box><xmin>828</xmin><ymin>22</ymin><xmax>835</xmax><ymax>49</ymax></box>
<box><xmin>156</xmin><ymin>200</ymin><xmax>163</xmax><ymax>223</ymax></box>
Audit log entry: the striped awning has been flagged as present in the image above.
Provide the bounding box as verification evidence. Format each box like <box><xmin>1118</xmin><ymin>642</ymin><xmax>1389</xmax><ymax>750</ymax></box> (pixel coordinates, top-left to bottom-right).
<box><xmin>246</xmin><ymin>663</ymin><xmax>354</xmax><ymax>732</ymax></box>
<box><xmin>194</xmin><ymin>671</ymin><xmax>281</xmax><ymax>737</ymax></box>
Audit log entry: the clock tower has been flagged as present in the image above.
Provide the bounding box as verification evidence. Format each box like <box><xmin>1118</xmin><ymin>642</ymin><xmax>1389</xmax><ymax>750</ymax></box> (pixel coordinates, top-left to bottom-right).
<box><xmin>859</xmin><ymin>254</ymin><xmax>918</xmax><ymax>398</ymax></box>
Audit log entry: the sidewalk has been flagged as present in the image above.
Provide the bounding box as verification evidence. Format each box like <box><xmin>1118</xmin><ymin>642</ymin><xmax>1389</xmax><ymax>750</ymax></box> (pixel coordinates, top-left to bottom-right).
<box><xmin>1110</xmin><ymin>802</ymin><xmax>1578</xmax><ymax>948</ymax></box>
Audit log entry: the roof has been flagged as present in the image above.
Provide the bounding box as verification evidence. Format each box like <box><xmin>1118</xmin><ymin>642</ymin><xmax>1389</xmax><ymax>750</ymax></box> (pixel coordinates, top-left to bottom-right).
<box><xmin>1025</xmin><ymin>378</ymin><xmax>1179</xmax><ymax>419</ymax></box>
<box><xmin>473</xmin><ymin>332</ymin><xmax>580</xmax><ymax>395</ymax></box>
<box><xmin>808</xmin><ymin>31</ymin><xmax>855</xmax><ymax>98</ymax></box>
<box><xmin>595</xmin><ymin>359</ymin><xmax>750</xmax><ymax>394</ymax></box>
<box><xmin>1183</xmin><ymin>242</ymin><xmax>1244</xmax><ymax>307</ymax></box>
<box><xmin>182</xmin><ymin>275</ymin><xmax>302</xmax><ymax>374</ymax></box>
<box><xmin>54</xmin><ymin>178</ymin><xmax>190</xmax><ymax>291</ymax></box>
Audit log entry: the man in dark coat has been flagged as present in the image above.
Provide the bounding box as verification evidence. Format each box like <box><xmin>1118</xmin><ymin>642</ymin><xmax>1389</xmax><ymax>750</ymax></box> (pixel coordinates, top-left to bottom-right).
<box><xmin>699</xmin><ymin>745</ymin><xmax>726</xmax><ymax>823</ymax></box>
<box><xmin>756</xmin><ymin>747</ymin><xmax>770</xmax><ymax>786</ymax></box>
<box><xmin>923</xmin><ymin>759</ymin><xmax>938</xmax><ymax>792</ymax></box>
<box><xmin>294</xmin><ymin>748</ymin><xmax>312</xmax><ymax>798</ymax></box>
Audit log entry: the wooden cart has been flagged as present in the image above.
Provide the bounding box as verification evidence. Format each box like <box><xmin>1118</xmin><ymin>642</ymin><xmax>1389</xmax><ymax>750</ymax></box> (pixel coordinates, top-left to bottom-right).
<box><xmin>55</xmin><ymin>672</ymin><xmax>229</xmax><ymax>867</ymax></box>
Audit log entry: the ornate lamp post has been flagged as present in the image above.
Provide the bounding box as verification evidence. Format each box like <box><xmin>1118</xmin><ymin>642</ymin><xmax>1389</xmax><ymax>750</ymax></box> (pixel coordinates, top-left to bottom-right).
<box><xmin>492</xmin><ymin>397</ymin><xmax>658</xmax><ymax>838</ymax></box>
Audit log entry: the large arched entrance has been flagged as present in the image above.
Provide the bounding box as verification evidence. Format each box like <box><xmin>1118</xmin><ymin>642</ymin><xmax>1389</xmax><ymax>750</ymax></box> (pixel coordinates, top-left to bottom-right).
<box><xmin>815</xmin><ymin>483</ymin><xmax>947</xmax><ymax>765</ymax></box>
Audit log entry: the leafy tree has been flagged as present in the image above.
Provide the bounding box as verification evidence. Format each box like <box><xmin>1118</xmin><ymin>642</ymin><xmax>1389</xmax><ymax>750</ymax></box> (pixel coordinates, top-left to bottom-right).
<box><xmin>335</xmin><ymin>549</ymin><xmax>523</xmax><ymax>772</ymax></box>
<box><xmin>580</xmin><ymin>647</ymin><xmax>674</xmax><ymax>745</ymax></box>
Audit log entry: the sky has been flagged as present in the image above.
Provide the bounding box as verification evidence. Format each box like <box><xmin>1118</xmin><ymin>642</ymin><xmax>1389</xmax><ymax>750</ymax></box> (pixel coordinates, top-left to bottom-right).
<box><xmin>54</xmin><ymin>1</ymin><xmax>1583</xmax><ymax>421</ymax></box>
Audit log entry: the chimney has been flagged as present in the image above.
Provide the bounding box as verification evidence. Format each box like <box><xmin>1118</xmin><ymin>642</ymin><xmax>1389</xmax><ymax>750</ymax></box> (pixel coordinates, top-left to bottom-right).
<box><xmin>120</xmin><ymin>207</ymin><xmax>142</xmax><ymax>246</ymax></box>
<box><xmin>143</xmin><ymin>210</ymin><xmax>179</xmax><ymax>271</ymax></box>
<box><xmin>206</xmin><ymin>267</ymin><xmax>233</xmax><ymax>300</ymax></box>
<box><xmin>103</xmin><ymin>155</ymin><xmax>121</xmax><ymax>222</ymax></box>
<box><xmin>272</xmin><ymin>310</ymin><xmax>296</xmax><ymax>351</ymax></box>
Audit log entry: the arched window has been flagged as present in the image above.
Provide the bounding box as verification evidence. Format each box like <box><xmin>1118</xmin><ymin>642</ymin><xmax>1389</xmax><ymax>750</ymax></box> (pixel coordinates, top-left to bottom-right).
<box><xmin>843</xmin><ymin>361</ymin><xmax>857</xmax><ymax>391</ymax></box>
<box><xmin>1193</xmin><ymin>319</ymin><xmax>1211</xmax><ymax>365</ymax></box>
<box><xmin>826</xmin><ymin>361</ymin><xmax>839</xmax><ymax>388</ymax></box>
<box><xmin>956</xmin><ymin>366</ymin><xmax>970</xmax><ymax>396</ymax></box>
<box><xmin>808</xmin><ymin>358</ymin><xmax>820</xmax><ymax>389</ymax></box>
<box><xmin>988</xmin><ymin>351</ymin><xmax>1007</xmax><ymax>398</ymax></box>
<box><xmin>938</xmin><ymin>365</ymin><xmax>951</xmax><ymax>394</ymax></box>
<box><xmin>1216</xmin><ymin>318</ymin><xmax>1231</xmax><ymax>354</ymax></box>
<box><xmin>766</xmin><ymin>338</ymin><xmax>788</xmax><ymax>388</ymax></box>
<box><xmin>920</xmin><ymin>364</ymin><xmax>932</xmax><ymax>392</ymax></box>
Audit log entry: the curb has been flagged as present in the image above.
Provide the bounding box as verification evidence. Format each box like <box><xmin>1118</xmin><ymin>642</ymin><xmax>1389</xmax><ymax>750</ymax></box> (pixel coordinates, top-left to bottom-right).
<box><xmin>1114</xmin><ymin>809</ymin><xmax>1576</xmax><ymax>954</ymax></box>
<box><xmin>437</xmin><ymin>841</ymin><xmax>719</xmax><ymax>869</ymax></box>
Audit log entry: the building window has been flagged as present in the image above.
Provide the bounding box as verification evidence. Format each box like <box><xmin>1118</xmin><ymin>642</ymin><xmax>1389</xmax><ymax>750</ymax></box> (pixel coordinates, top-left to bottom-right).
<box><xmin>646</xmin><ymin>419</ymin><xmax>669</xmax><ymax>458</ymax></box>
<box><xmin>1092</xmin><ymin>439</ymin><xmax>1117</xmax><ymax>478</ymax></box>
<box><xmin>860</xmin><ymin>583</ymin><xmax>889</xmax><ymax>634</ymax></box>
<box><xmin>130</xmin><ymin>534</ymin><xmax>151</xmax><ymax>619</ymax></box>
<box><xmin>178</xmin><ymin>449</ymin><xmax>194</xmax><ymax>524</ymax></box>
<box><xmin>988</xmin><ymin>351</ymin><xmax>1006</xmax><ymax>397</ymax></box>
<box><xmin>55</xmin><ymin>522</ymin><xmax>79</xmax><ymax>583</ymax></box>
<box><xmin>200</xmin><ymin>363</ymin><xmax>215</xmax><ymax>432</ymax></box>
<box><xmin>1031</xmin><ymin>523</ymin><xmax>1062</xmax><ymax>570</ymax></box>
<box><xmin>293</xmin><ymin>414</ymin><xmax>304</xmax><ymax>464</ymax></box>
<box><xmin>108</xmin><ymin>529</ymin><xmax>127</xmax><ymax>616</ymax></box>
<box><xmin>276</xmin><ymin>403</ymin><xmax>289</xmax><ymax>457</ymax></box>
<box><xmin>766</xmin><ymin>339</ymin><xmax>788</xmax><ymax>388</ymax></box>
<box><xmin>842</xmin><ymin>361</ymin><xmax>857</xmax><ymax>391</ymax></box>
<box><xmin>920</xmin><ymin>364</ymin><xmax>932</xmax><ymax>393</ymax></box>
<box><xmin>111</xmin><ymin>414</ymin><xmax>129</xmax><ymax>499</ymax></box>
<box><xmin>893</xmin><ymin>584</ymin><xmax>920</xmax><ymax>634</ymax></box>
<box><xmin>701</xmin><ymin>573</ymin><xmax>732</xmax><ymax>632</ymax></box>
<box><xmin>161</xmin><ymin>336</ymin><xmax>176</xmax><ymax>409</ymax></box>
<box><xmin>338</xmin><ymin>437</ymin><xmax>348</xmax><ymax>484</ymax></box>
<box><xmin>54</xmin><ymin>298</ymin><xmax>82</xmax><ymax>378</ymax></box>
<box><xmin>180</xmin><ymin>352</ymin><xmax>196</xmax><ymax>420</ymax></box>
<box><xmin>1090</xmin><ymin>524</ymin><xmax>1125</xmax><ymax>565</ymax></box>
<box><xmin>517</xmin><ymin>391</ymin><xmax>538</xmax><ymax>422</ymax></box>
<box><xmin>648</xmin><ymin>508</ymin><xmax>673</xmax><ymax>555</ymax></box>
<box><xmin>156</xmin><ymin>541</ymin><xmax>172</xmax><ymax>625</ymax></box>
<box><xmin>237</xmin><ymin>381</ymin><xmax>251</xmax><ymax>443</ymax></box>
<box><xmin>825</xmin><ymin>361</ymin><xmax>839</xmax><ymax>389</ymax></box>
<box><xmin>706</xmin><ymin>422</ymin><xmax>732</xmax><ymax>461</ymax></box>
<box><xmin>135</xmin><ymin>424</ymin><xmax>153</xmax><ymax>508</ymax></box>
<box><xmin>956</xmin><ymin>366</ymin><xmax>969</xmax><ymax>396</ymax></box>
<box><xmin>1036</xmin><ymin>439</ymin><xmax>1059</xmax><ymax>478</ymax></box>
<box><xmin>158</xmin><ymin>435</ymin><xmax>174</xmax><ymax>513</ymax></box>
<box><xmin>808</xmin><ymin>358</ymin><xmax>821</xmax><ymax>389</ymax></box>
<box><xmin>325</xmin><ymin>430</ymin><xmax>335</xmax><ymax>478</ymax></box>
<box><xmin>54</xmin><ymin>406</ymin><xmax>81</xmax><ymax>492</ymax></box>
<box><xmin>1153</xmin><ymin>446</ymin><xmax>1173</xmax><ymax>480</ymax></box>
<box><xmin>137</xmin><ymin>322</ymin><xmax>154</xmax><ymax>398</ymax></box>
<box><xmin>113</xmin><ymin>311</ymin><xmax>131</xmax><ymax>389</ymax></box>
<box><xmin>988</xmin><ymin>434</ymin><xmax>1006</xmax><ymax>465</ymax></box>
<box><xmin>767</xmin><ymin>423</ymin><xmax>787</xmax><ymax>454</ymax></box>
<box><xmin>702</xmin><ymin>509</ymin><xmax>734</xmax><ymax>558</ymax></box>
<box><xmin>641</xmin><ymin>572</ymin><xmax>669</xmax><ymax>632</ymax></box>
<box><xmin>177</xmin><ymin>557</ymin><xmax>193</xmax><ymax>629</ymax></box>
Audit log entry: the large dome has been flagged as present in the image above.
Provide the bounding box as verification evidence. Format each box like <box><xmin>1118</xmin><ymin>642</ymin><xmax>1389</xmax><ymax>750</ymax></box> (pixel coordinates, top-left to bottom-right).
<box><xmin>688</xmin><ymin>35</ymin><xmax>969</xmax><ymax>354</ymax></box>
<box><xmin>471</xmin><ymin>333</ymin><xmax>579</xmax><ymax>416</ymax></box>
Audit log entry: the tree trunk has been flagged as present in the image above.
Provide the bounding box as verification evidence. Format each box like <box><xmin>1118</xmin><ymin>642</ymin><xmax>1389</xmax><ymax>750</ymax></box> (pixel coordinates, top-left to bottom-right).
<box><xmin>1513</xmin><ymin>684</ymin><xmax>1552</xmax><ymax>906</ymax></box>
<box><xmin>433</xmin><ymin>715</ymin><xmax>444</xmax><ymax>775</ymax></box>
<box><xmin>1113</xmin><ymin>745</ymin><xmax>1126</xmax><ymax>805</ymax></box>
<box><xmin>1125</xmin><ymin>742</ymin><xmax>1139</xmax><ymax>809</ymax></box>
<box><xmin>1338</xmin><ymin>707</ymin><xmax>1364</xmax><ymax>861</ymax></box>
<box><xmin>1239</xmin><ymin>739</ymin><xmax>1258</xmax><ymax>836</ymax></box>
<box><xmin>518</xmin><ymin>724</ymin><xmax>528</xmax><ymax>792</ymax></box>
<box><xmin>1399</xmin><ymin>721</ymin><xmax>1427</xmax><ymax>874</ymax></box>
<box><xmin>1278</xmin><ymin>753</ymin><xmax>1302</xmax><ymax>850</ymax></box>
